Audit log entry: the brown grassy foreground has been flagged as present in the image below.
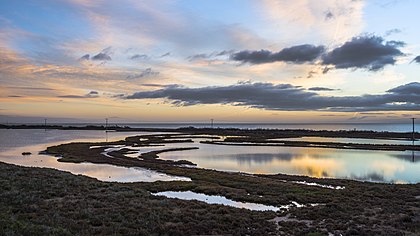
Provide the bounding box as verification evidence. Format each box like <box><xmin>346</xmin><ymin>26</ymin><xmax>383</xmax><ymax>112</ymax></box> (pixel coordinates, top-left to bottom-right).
<box><xmin>1</xmin><ymin>133</ymin><xmax>420</xmax><ymax>235</ymax></box>
<box><xmin>0</xmin><ymin>162</ymin><xmax>275</xmax><ymax>235</ymax></box>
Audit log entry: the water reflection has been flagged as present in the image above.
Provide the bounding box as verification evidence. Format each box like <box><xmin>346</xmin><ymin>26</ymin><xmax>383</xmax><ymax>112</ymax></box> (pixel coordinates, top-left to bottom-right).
<box><xmin>1</xmin><ymin>130</ymin><xmax>419</xmax><ymax>183</ymax></box>
<box><xmin>158</xmin><ymin>143</ymin><xmax>420</xmax><ymax>183</ymax></box>
<box><xmin>221</xmin><ymin>153</ymin><xmax>295</xmax><ymax>164</ymax></box>
<box><xmin>271</xmin><ymin>136</ymin><xmax>418</xmax><ymax>145</ymax></box>
<box><xmin>0</xmin><ymin>130</ymin><xmax>190</xmax><ymax>183</ymax></box>
<box><xmin>153</xmin><ymin>191</ymin><xmax>281</xmax><ymax>211</ymax></box>
<box><xmin>390</xmin><ymin>153</ymin><xmax>419</xmax><ymax>163</ymax></box>
<box><xmin>0</xmin><ymin>129</ymin><xmax>130</xmax><ymax>152</ymax></box>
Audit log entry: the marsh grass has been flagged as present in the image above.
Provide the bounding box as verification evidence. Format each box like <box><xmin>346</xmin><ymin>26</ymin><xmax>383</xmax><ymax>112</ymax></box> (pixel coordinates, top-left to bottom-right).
<box><xmin>2</xmin><ymin>132</ymin><xmax>419</xmax><ymax>235</ymax></box>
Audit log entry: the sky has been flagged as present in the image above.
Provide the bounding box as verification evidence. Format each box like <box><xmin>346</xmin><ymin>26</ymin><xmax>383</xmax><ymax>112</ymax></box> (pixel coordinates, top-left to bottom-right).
<box><xmin>0</xmin><ymin>0</ymin><xmax>420</xmax><ymax>123</ymax></box>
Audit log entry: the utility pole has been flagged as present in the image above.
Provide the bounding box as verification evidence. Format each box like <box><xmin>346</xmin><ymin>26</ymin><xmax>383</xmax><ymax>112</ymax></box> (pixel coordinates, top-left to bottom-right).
<box><xmin>211</xmin><ymin>119</ymin><xmax>214</xmax><ymax>129</ymax></box>
<box><xmin>411</xmin><ymin>118</ymin><xmax>416</xmax><ymax>141</ymax></box>
<box><xmin>105</xmin><ymin>118</ymin><xmax>108</xmax><ymax>131</ymax></box>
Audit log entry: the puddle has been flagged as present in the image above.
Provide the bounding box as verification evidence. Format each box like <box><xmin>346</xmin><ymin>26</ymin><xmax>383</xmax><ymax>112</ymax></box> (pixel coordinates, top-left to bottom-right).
<box><xmin>292</xmin><ymin>181</ymin><xmax>345</xmax><ymax>190</ymax></box>
<box><xmin>152</xmin><ymin>191</ymin><xmax>281</xmax><ymax>211</ymax></box>
<box><xmin>152</xmin><ymin>191</ymin><xmax>325</xmax><ymax>212</ymax></box>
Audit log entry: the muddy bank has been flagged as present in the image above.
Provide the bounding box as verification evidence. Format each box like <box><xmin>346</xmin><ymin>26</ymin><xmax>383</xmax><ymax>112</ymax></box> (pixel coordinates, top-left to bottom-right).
<box><xmin>37</xmin><ymin>133</ymin><xmax>420</xmax><ymax>235</ymax></box>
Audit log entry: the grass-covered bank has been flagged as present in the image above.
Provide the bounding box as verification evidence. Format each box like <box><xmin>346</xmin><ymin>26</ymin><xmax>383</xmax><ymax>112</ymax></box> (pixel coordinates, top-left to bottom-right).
<box><xmin>2</xmin><ymin>132</ymin><xmax>420</xmax><ymax>235</ymax></box>
<box><xmin>42</xmin><ymin>133</ymin><xmax>420</xmax><ymax>235</ymax></box>
<box><xmin>0</xmin><ymin>162</ymin><xmax>276</xmax><ymax>235</ymax></box>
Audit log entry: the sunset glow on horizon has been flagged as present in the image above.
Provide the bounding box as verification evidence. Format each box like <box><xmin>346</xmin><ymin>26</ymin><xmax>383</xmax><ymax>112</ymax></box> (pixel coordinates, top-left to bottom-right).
<box><xmin>1</xmin><ymin>0</ymin><xmax>420</xmax><ymax>123</ymax></box>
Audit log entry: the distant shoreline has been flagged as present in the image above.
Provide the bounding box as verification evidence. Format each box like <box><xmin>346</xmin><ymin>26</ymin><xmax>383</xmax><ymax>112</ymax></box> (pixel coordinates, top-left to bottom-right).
<box><xmin>1</xmin><ymin>124</ymin><xmax>418</xmax><ymax>140</ymax></box>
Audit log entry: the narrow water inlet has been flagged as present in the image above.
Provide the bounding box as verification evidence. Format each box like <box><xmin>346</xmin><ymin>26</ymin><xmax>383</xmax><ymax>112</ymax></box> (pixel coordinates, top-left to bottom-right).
<box><xmin>152</xmin><ymin>191</ymin><xmax>282</xmax><ymax>211</ymax></box>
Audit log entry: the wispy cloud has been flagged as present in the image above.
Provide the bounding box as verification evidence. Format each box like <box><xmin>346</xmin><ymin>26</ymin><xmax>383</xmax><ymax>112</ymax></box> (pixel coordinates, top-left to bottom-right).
<box><xmin>58</xmin><ymin>90</ymin><xmax>99</xmax><ymax>99</ymax></box>
<box><xmin>4</xmin><ymin>86</ymin><xmax>55</xmax><ymax>91</ymax></box>
<box><xmin>126</xmin><ymin>68</ymin><xmax>159</xmax><ymax>79</ymax></box>
<box><xmin>159</xmin><ymin>52</ymin><xmax>170</xmax><ymax>58</ymax></box>
<box><xmin>260</xmin><ymin>0</ymin><xmax>365</xmax><ymax>43</ymax></box>
<box><xmin>187</xmin><ymin>50</ymin><xmax>234</xmax><ymax>62</ymax></box>
<box><xmin>130</xmin><ymin>54</ymin><xmax>148</xmax><ymax>60</ymax></box>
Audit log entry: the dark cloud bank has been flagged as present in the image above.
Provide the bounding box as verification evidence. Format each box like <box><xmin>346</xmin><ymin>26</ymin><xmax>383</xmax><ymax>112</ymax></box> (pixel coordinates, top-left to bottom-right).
<box><xmin>307</xmin><ymin>87</ymin><xmax>338</xmax><ymax>91</ymax></box>
<box><xmin>125</xmin><ymin>82</ymin><xmax>420</xmax><ymax>112</ymax></box>
<box><xmin>322</xmin><ymin>36</ymin><xmax>404</xmax><ymax>71</ymax></box>
<box><xmin>231</xmin><ymin>36</ymin><xmax>407</xmax><ymax>71</ymax></box>
<box><xmin>231</xmin><ymin>44</ymin><xmax>325</xmax><ymax>64</ymax></box>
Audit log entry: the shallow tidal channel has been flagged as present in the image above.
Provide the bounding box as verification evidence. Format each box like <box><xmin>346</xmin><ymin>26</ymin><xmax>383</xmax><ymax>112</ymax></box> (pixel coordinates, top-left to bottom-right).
<box><xmin>0</xmin><ymin>129</ymin><xmax>190</xmax><ymax>182</ymax></box>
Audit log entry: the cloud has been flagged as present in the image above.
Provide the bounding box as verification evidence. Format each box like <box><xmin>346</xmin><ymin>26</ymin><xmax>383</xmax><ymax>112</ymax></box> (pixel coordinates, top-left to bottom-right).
<box><xmin>187</xmin><ymin>53</ymin><xmax>210</xmax><ymax>61</ymax></box>
<box><xmin>386</xmin><ymin>82</ymin><xmax>420</xmax><ymax>95</ymax></box>
<box><xmin>160</xmin><ymin>52</ymin><xmax>170</xmax><ymax>57</ymax></box>
<box><xmin>124</xmin><ymin>82</ymin><xmax>420</xmax><ymax>112</ymax></box>
<box><xmin>384</xmin><ymin>28</ymin><xmax>402</xmax><ymax>37</ymax></box>
<box><xmin>187</xmin><ymin>50</ymin><xmax>234</xmax><ymax>62</ymax></box>
<box><xmin>57</xmin><ymin>95</ymin><xmax>86</xmax><ymax>98</ymax></box>
<box><xmin>216</xmin><ymin>50</ymin><xmax>235</xmax><ymax>56</ymax></box>
<box><xmin>92</xmin><ymin>53</ymin><xmax>111</xmax><ymax>61</ymax></box>
<box><xmin>79</xmin><ymin>48</ymin><xmax>112</xmax><ymax>62</ymax></box>
<box><xmin>126</xmin><ymin>68</ymin><xmax>159</xmax><ymax>79</ymax></box>
<box><xmin>5</xmin><ymin>86</ymin><xmax>55</xmax><ymax>91</ymax></box>
<box><xmin>91</xmin><ymin>47</ymin><xmax>112</xmax><ymax>61</ymax></box>
<box><xmin>307</xmin><ymin>87</ymin><xmax>338</xmax><ymax>91</ymax></box>
<box><xmin>348</xmin><ymin>115</ymin><xmax>372</xmax><ymax>121</ymax></box>
<box><xmin>130</xmin><ymin>54</ymin><xmax>148</xmax><ymax>60</ymax></box>
<box><xmin>86</xmin><ymin>90</ymin><xmax>99</xmax><ymax>97</ymax></box>
<box><xmin>66</xmin><ymin>1</ymin><xmax>268</xmax><ymax>57</ymax></box>
<box><xmin>229</xmin><ymin>35</ymin><xmax>405</xmax><ymax>72</ymax></box>
<box><xmin>322</xmin><ymin>36</ymin><xmax>404</xmax><ymax>71</ymax></box>
<box><xmin>140</xmin><ymin>83</ymin><xmax>179</xmax><ymax>88</ymax></box>
<box><xmin>324</xmin><ymin>11</ymin><xmax>334</xmax><ymax>20</ymax></box>
<box><xmin>411</xmin><ymin>56</ymin><xmax>420</xmax><ymax>64</ymax></box>
<box><xmin>260</xmin><ymin>0</ymin><xmax>365</xmax><ymax>43</ymax></box>
<box><xmin>79</xmin><ymin>54</ymin><xmax>90</xmax><ymax>61</ymax></box>
<box><xmin>231</xmin><ymin>44</ymin><xmax>325</xmax><ymax>64</ymax></box>
<box><xmin>58</xmin><ymin>91</ymin><xmax>99</xmax><ymax>99</ymax></box>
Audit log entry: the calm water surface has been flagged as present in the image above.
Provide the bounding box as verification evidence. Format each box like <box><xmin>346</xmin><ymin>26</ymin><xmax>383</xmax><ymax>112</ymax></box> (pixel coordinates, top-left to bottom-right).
<box><xmin>0</xmin><ymin>129</ymin><xmax>419</xmax><ymax>183</ymax></box>
<box><xmin>270</xmin><ymin>137</ymin><xmax>418</xmax><ymax>145</ymax></box>
<box><xmin>153</xmin><ymin>191</ymin><xmax>281</xmax><ymax>211</ymax></box>
<box><xmin>10</xmin><ymin>122</ymin><xmax>419</xmax><ymax>132</ymax></box>
<box><xmin>156</xmin><ymin>139</ymin><xmax>419</xmax><ymax>183</ymax></box>
<box><xmin>0</xmin><ymin>129</ymin><xmax>190</xmax><ymax>182</ymax></box>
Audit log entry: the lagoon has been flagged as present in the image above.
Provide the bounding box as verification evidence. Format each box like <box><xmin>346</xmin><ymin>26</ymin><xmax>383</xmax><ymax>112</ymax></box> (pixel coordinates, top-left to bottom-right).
<box><xmin>0</xmin><ymin>129</ymin><xmax>190</xmax><ymax>182</ymax></box>
<box><xmin>0</xmin><ymin>128</ymin><xmax>419</xmax><ymax>183</ymax></box>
